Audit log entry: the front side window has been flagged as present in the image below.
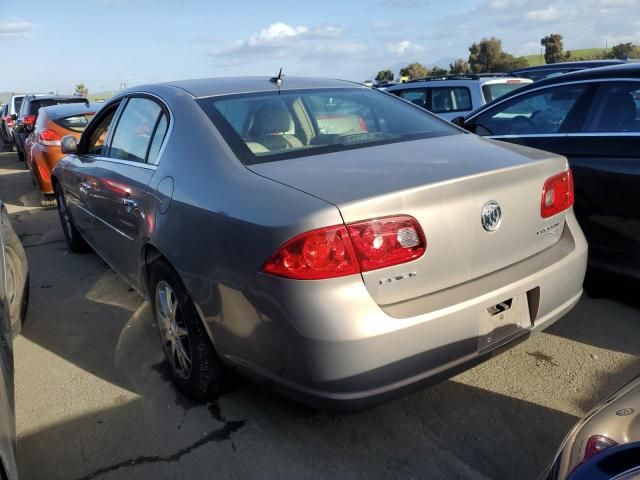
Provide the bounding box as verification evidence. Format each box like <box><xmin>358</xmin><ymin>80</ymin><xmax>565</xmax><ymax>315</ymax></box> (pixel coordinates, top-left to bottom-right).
<box><xmin>109</xmin><ymin>98</ymin><xmax>163</xmax><ymax>163</ymax></box>
<box><xmin>198</xmin><ymin>88</ymin><xmax>457</xmax><ymax>164</ymax></box>
<box><xmin>430</xmin><ymin>87</ymin><xmax>472</xmax><ymax>113</ymax></box>
<box><xmin>473</xmin><ymin>84</ymin><xmax>588</xmax><ymax>136</ymax></box>
<box><xmin>86</xmin><ymin>106</ymin><xmax>119</xmax><ymax>156</ymax></box>
<box><xmin>583</xmin><ymin>82</ymin><xmax>640</xmax><ymax>133</ymax></box>
<box><xmin>397</xmin><ymin>89</ymin><xmax>427</xmax><ymax>108</ymax></box>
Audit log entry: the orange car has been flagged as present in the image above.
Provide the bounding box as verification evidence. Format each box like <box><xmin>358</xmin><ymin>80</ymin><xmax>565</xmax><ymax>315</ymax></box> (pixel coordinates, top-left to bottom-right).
<box><xmin>25</xmin><ymin>102</ymin><xmax>99</xmax><ymax>205</ymax></box>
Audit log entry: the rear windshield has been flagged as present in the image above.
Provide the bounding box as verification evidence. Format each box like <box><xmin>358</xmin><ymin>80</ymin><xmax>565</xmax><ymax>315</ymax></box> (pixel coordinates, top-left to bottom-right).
<box><xmin>29</xmin><ymin>98</ymin><xmax>86</xmax><ymax>115</ymax></box>
<box><xmin>53</xmin><ymin>113</ymin><xmax>95</xmax><ymax>133</ymax></box>
<box><xmin>482</xmin><ymin>82</ymin><xmax>529</xmax><ymax>102</ymax></box>
<box><xmin>197</xmin><ymin>88</ymin><xmax>458</xmax><ymax>164</ymax></box>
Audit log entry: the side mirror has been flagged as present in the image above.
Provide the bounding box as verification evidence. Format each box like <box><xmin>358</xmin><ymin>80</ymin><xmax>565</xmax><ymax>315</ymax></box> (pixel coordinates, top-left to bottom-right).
<box><xmin>61</xmin><ymin>135</ymin><xmax>78</xmax><ymax>154</ymax></box>
<box><xmin>451</xmin><ymin>116</ymin><xmax>466</xmax><ymax>127</ymax></box>
<box><xmin>10</xmin><ymin>114</ymin><xmax>17</xmax><ymax>121</ymax></box>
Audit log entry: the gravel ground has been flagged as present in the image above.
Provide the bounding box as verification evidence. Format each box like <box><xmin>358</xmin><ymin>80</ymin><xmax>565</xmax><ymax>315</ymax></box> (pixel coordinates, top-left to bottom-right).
<box><xmin>0</xmin><ymin>149</ymin><xmax>638</xmax><ymax>480</ymax></box>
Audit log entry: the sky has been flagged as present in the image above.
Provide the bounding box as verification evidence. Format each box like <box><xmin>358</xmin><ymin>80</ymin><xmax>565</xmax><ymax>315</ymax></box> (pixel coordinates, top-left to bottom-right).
<box><xmin>1</xmin><ymin>0</ymin><xmax>639</xmax><ymax>94</ymax></box>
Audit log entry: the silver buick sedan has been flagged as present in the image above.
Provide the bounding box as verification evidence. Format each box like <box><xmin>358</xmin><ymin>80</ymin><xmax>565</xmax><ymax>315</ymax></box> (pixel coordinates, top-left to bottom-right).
<box><xmin>52</xmin><ymin>77</ymin><xmax>587</xmax><ymax>411</ymax></box>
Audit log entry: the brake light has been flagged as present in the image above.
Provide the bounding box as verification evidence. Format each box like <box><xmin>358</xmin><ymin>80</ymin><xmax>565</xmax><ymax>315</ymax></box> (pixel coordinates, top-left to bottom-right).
<box><xmin>541</xmin><ymin>170</ymin><xmax>574</xmax><ymax>218</ymax></box>
<box><xmin>261</xmin><ymin>215</ymin><xmax>426</xmax><ymax>280</ymax></box>
<box><xmin>506</xmin><ymin>79</ymin><xmax>523</xmax><ymax>84</ymax></box>
<box><xmin>38</xmin><ymin>128</ymin><xmax>61</xmax><ymax>146</ymax></box>
<box><xmin>580</xmin><ymin>435</ymin><xmax>618</xmax><ymax>465</ymax></box>
<box><xmin>23</xmin><ymin>114</ymin><xmax>36</xmax><ymax>127</ymax></box>
<box><xmin>6</xmin><ymin>117</ymin><xmax>13</xmax><ymax>127</ymax></box>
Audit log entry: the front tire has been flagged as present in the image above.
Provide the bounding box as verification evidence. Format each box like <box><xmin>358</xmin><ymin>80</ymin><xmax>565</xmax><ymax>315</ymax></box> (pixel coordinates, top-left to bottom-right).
<box><xmin>150</xmin><ymin>260</ymin><xmax>226</xmax><ymax>401</ymax></box>
<box><xmin>55</xmin><ymin>183</ymin><xmax>89</xmax><ymax>253</ymax></box>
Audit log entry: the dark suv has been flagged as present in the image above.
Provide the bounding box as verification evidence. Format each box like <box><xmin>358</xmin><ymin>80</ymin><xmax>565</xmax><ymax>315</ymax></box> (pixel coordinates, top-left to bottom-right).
<box><xmin>13</xmin><ymin>94</ymin><xmax>87</xmax><ymax>161</ymax></box>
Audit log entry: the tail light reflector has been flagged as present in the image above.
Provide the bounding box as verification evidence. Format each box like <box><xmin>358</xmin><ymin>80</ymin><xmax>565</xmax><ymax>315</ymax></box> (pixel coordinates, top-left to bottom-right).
<box><xmin>36</xmin><ymin>161</ymin><xmax>51</xmax><ymax>183</ymax></box>
<box><xmin>23</xmin><ymin>114</ymin><xmax>36</xmax><ymax>128</ymax></box>
<box><xmin>38</xmin><ymin>129</ymin><xmax>62</xmax><ymax>146</ymax></box>
<box><xmin>261</xmin><ymin>215</ymin><xmax>426</xmax><ymax>280</ymax></box>
<box><xmin>580</xmin><ymin>435</ymin><xmax>618</xmax><ymax>465</ymax></box>
<box><xmin>541</xmin><ymin>170</ymin><xmax>574</xmax><ymax>218</ymax></box>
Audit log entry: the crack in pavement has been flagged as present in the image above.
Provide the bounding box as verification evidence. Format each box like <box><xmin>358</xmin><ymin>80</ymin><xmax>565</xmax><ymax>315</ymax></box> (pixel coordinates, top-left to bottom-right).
<box><xmin>73</xmin><ymin>419</ymin><xmax>246</xmax><ymax>480</ymax></box>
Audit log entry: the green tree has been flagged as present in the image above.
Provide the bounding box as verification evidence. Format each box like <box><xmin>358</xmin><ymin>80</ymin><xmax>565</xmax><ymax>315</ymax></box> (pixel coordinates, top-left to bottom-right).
<box><xmin>541</xmin><ymin>34</ymin><xmax>566</xmax><ymax>64</ymax></box>
<box><xmin>468</xmin><ymin>37</ymin><xmax>528</xmax><ymax>73</ymax></box>
<box><xmin>607</xmin><ymin>42</ymin><xmax>640</xmax><ymax>59</ymax></box>
<box><xmin>74</xmin><ymin>83</ymin><xmax>89</xmax><ymax>97</ymax></box>
<box><xmin>399</xmin><ymin>62</ymin><xmax>430</xmax><ymax>80</ymax></box>
<box><xmin>449</xmin><ymin>58</ymin><xmax>469</xmax><ymax>75</ymax></box>
<box><xmin>430</xmin><ymin>66</ymin><xmax>448</xmax><ymax>77</ymax></box>
<box><xmin>375</xmin><ymin>69</ymin><xmax>394</xmax><ymax>83</ymax></box>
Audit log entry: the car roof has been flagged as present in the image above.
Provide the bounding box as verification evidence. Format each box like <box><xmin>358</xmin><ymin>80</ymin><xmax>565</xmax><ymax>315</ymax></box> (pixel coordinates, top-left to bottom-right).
<box><xmin>41</xmin><ymin>102</ymin><xmax>100</xmax><ymax>119</ymax></box>
<box><xmin>26</xmin><ymin>94</ymin><xmax>87</xmax><ymax>102</ymax></box>
<box><xmin>151</xmin><ymin>76</ymin><xmax>363</xmax><ymax>98</ymax></box>
<box><xmin>386</xmin><ymin>74</ymin><xmax>525</xmax><ymax>90</ymax></box>
<box><xmin>467</xmin><ymin>62</ymin><xmax>640</xmax><ymax>119</ymax></box>
<box><xmin>510</xmin><ymin>59</ymin><xmax>628</xmax><ymax>73</ymax></box>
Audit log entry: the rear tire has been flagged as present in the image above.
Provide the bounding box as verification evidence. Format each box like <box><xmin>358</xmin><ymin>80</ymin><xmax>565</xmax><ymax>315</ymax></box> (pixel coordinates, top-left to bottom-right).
<box><xmin>55</xmin><ymin>183</ymin><xmax>90</xmax><ymax>253</ymax></box>
<box><xmin>2</xmin><ymin>209</ymin><xmax>28</xmax><ymax>337</ymax></box>
<box><xmin>150</xmin><ymin>260</ymin><xmax>226</xmax><ymax>401</ymax></box>
<box><xmin>16</xmin><ymin>149</ymin><xmax>24</xmax><ymax>162</ymax></box>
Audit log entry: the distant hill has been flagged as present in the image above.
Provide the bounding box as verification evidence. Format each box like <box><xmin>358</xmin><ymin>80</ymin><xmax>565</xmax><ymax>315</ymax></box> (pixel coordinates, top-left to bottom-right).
<box><xmin>524</xmin><ymin>47</ymin><xmax>607</xmax><ymax>66</ymax></box>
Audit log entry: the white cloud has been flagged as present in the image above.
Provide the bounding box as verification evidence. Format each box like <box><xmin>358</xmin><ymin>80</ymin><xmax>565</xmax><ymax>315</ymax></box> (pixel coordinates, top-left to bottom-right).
<box><xmin>386</xmin><ymin>40</ymin><xmax>424</xmax><ymax>55</ymax></box>
<box><xmin>525</xmin><ymin>6</ymin><xmax>562</xmax><ymax>21</ymax></box>
<box><xmin>0</xmin><ymin>21</ymin><xmax>34</xmax><ymax>40</ymax></box>
<box><xmin>248</xmin><ymin>23</ymin><xmax>308</xmax><ymax>46</ymax></box>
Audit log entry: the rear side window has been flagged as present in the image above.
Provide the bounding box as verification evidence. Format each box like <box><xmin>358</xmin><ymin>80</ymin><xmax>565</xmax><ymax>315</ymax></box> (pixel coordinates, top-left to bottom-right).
<box><xmin>146</xmin><ymin>113</ymin><xmax>169</xmax><ymax>164</ymax></box>
<box><xmin>473</xmin><ymin>84</ymin><xmax>588</xmax><ymax>136</ymax></box>
<box><xmin>13</xmin><ymin>97</ymin><xmax>23</xmax><ymax>114</ymax></box>
<box><xmin>430</xmin><ymin>87</ymin><xmax>471</xmax><ymax>113</ymax></box>
<box><xmin>584</xmin><ymin>82</ymin><xmax>640</xmax><ymax>133</ymax></box>
<box><xmin>54</xmin><ymin>113</ymin><xmax>95</xmax><ymax>133</ymax></box>
<box><xmin>109</xmin><ymin>97</ymin><xmax>164</xmax><ymax>163</ymax></box>
<box><xmin>198</xmin><ymin>87</ymin><xmax>458</xmax><ymax>164</ymax></box>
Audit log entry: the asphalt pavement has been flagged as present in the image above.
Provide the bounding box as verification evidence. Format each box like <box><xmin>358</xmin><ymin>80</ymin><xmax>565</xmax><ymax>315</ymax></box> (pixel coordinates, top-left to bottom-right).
<box><xmin>1</xmin><ymin>149</ymin><xmax>638</xmax><ymax>480</ymax></box>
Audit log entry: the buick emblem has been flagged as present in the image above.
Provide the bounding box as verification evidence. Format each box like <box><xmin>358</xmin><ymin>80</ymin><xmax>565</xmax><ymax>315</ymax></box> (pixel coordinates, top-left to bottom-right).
<box><xmin>481</xmin><ymin>201</ymin><xmax>502</xmax><ymax>232</ymax></box>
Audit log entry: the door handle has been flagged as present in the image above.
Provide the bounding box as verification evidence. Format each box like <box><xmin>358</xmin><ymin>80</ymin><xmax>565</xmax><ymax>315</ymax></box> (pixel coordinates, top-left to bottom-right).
<box><xmin>79</xmin><ymin>181</ymin><xmax>92</xmax><ymax>194</ymax></box>
<box><xmin>122</xmin><ymin>197</ymin><xmax>139</xmax><ymax>212</ymax></box>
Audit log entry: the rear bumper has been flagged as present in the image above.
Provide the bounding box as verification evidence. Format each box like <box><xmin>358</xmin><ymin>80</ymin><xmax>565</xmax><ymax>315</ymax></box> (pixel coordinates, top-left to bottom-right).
<box><xmin>221</xmin><ymin>212</ymin><xmax>588</xmax><ymax>411</ymax></box>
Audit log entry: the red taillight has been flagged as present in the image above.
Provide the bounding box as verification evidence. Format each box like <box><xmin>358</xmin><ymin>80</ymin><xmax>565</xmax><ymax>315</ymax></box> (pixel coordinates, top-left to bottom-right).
<box><xmin>261</xmin><ymin>215</ymin><xmax>426</xmax><ymax>280</ymax></box>
<box><xmin>6</xmin><ymin>117</ymin><xmax>13</xmax><ymax>127</ymax></box>
<box><xmin>38</xmin><ymin>128</ymin><xmax>61</xmax><ymax>146</ymax></box>
<box><xmin>23</xmin><ymin>114</ymin><xmax>36</xmax><ymax>127</ymax></box>
<box><xmin>580</xmin><ymin>435</ymin><xmax>618</xmax><ymax>465</ymax></box>
<box><xmin>347</xmin><ymin>216</ymin><xmax>426</xmax><ymax>271</ymax></box>
<box><xmin>261</xmin><ymin>225</ymin><xmax>359</xmax><ymax>280</ymax></box>
<box><xmin>541</xmin><ymin>170</ymin><xmax>574</xmax><ymax>218</ymax></box>
<box><xmin>36</xmin><ymin>162</ymin><xmax>51</xmax><ymax>183</ymax></box>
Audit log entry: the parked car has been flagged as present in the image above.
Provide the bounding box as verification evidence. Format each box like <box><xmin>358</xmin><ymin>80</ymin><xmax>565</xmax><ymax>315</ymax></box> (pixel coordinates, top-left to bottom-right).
<box><xmin>510</xmin><ymin>59</ymin><xmax>630</xmax><ymax>82</ymax></box>
<box><xmin>458</xmin><ymin>63</ymin><xmax>640</xmax><ymax>280</ymax></box>
<box><xmin>13</xmin><ymin>94</ymin><xmax>87</xmax><ymax>162</ymax></box>
<box><xmin>0</xmin><ymin>201</ymin><xmax>29</xmax><ymax>480</ymax></box>
<box><xmin>24</xmin><ymin>102</ymin><xmax>99</xmax><ymax>206</ymax></box>
<box><xmin>2</xmin><ymin>95</ymin><xmax>25</xmax><ymax>146</ymax></box>
<box><xmin>542</xmin><ymin>375</ymin><xmax>640</xmax><ymax>480</ymax></box>
<box><xmin>386</xmin><ymin>74</ymin><xmax>532</xmax><ymax>120</ymax></box>
<box><xmin>52</xmin><ymin>77</ymin><xmax>586</xmax><ymax>411</ymax></box>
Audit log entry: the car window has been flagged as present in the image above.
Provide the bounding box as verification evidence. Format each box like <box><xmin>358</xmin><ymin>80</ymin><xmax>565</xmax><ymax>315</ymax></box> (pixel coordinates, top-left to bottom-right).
<box><xmin>146</xmin><ymin>113</ymin><xmax>169</xmax><ymax>164</ymax></box>
<box><xmin>13</xmin><ymin>97</ymin><xmax>23</xmax><ymax>114</ymax></box>
<box><xmin>397</xmin><ymin>89</ymin><xmax>427</xmax><ymax>108</ymax></box>
<box><xmin>109</xmin><ymin>98</ymin><xmax>163</xmax><ymax>163</ymax></box>
<box><xmin>430</xmin><ymin>87</ymin><xmax>472</xmax><ymax>113</ymax></box>
<box><xmin>472</xmin><ymin>84</ymin><xmax>588</xmax><ymax>136</ymax></box>
<box><xmin>482</xmin><ymin>82</ymin><xmax>529</xmax><ymax>102</ymax></box>
<box><xmin>584</xmin><ymin>82</ymin><xmax>640</xmax><ymax>133</ymax></box>
<box><xmin>87</xmin><ymin>107</ymin><xmax>118</xmax><ymax>156</ymax></box>
<box><xmin>29</xmin><ymin>99</ymin><xmax>86</xmax><ymax>116</ymax></box>
<box><xmin>198</xmin><ymin>88</ymin><xmax>457</xmax><ymax>165</ymax></box>
<box><xmin>54</xmin><ymin>113</ymin><xmax>96</xmax><ymax>133</ymax></box>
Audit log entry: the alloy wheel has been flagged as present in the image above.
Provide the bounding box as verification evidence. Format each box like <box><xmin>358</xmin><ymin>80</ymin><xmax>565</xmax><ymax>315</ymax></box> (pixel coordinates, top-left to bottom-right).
<box><xmin>155</xmin><ymin>281</ymin><xmax>192</xmax><ymax>380</ymax></box>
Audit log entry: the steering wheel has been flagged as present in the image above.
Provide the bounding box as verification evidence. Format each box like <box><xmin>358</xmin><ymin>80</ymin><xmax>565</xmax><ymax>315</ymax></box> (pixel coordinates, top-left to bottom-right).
<box><xmin>509</xmin><ymin>115</ymin><xmax>537</xmax><ymax>134</ymax></box>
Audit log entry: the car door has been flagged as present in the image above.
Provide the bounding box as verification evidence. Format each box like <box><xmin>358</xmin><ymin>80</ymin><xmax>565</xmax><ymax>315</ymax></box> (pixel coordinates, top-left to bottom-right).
<box><xmin>64</xmin><ymin>100</ymin><xmax>124</xmax><ymax>241</ymax></box>
<box><xmin>555</xmin><ymin>81</ymin><xmax>640</xmax><ymax>271</ymax></box>
<box><xmin>90</xmin><ymin>95</ymin><xmax>170</xmax><ymax>287</ymax></box>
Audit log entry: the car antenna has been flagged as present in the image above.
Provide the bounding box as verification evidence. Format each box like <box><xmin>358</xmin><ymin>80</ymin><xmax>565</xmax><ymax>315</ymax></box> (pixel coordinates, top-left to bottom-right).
<box><xmin>270</xmin><ymin>68</ymin><xmax>284</xmax><ymax>87</ymax></box>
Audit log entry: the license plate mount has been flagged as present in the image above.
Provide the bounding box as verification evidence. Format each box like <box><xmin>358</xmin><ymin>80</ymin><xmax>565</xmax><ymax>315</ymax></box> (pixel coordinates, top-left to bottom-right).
<box><xmin>478</xmin><ymin>293</ymin><xmax>529</xmax><ymax>352</ymax></box>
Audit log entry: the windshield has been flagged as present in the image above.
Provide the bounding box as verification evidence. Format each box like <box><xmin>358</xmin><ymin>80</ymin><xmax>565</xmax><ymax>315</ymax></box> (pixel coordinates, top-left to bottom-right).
<box><xmin>198</xmin><ymin>88</ymin><xmax>459</xmax><ymax>164</ymax></box>
<box><xmin>482</xmin><ymin>82</ymin><xmax>528</xmax><ymax>102</ymax></box>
